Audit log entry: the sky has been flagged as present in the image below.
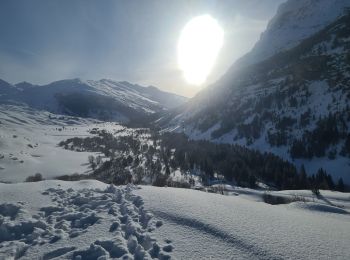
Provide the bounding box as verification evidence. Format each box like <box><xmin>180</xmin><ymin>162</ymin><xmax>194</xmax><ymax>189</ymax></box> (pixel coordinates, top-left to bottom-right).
<box><xmin>0</xmin><ymin>0</ymin><xmax>285</xmax><ymax>97</ymax></box>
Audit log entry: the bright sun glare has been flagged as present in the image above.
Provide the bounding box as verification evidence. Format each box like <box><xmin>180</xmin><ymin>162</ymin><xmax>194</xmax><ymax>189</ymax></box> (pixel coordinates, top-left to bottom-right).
<box><xmin>178</xmin><ymin>15</ymin><xmax>224</xmax><ymax>86</ymax></box>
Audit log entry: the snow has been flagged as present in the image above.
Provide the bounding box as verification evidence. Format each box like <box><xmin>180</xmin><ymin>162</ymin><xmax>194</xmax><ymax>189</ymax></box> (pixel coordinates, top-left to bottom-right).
<box><xmin>0</xmin><ymin>78</ymin><xmax>187</xmax><ymax>120</ymax></box>
<box><xmin>0</xmin><ymin>104</ymin><xmax>124</xmax><ymax>183</ymax></box>
<box><xmin>0</xmin><ymin>180</ymin><xmax>349</xmax><ymax>259</ymax></box>
<box><xmin>0</xmin><ymin>180</ymin><xmax>170</xmax><ymax>259</ymax></box>
<box><xmin>166</xmin><ymin>1</ymin><xmax>350</xmax><ymax>185</ymax></box>
<box><xmin>167</xmin><ymin>168</ymin><xmax>202</xmax><ymax>188</ymax></box>
<box><xmin>85</xmin><ymin>79</ymin><xmax>160</xmax><ymax>114</ymax></box>
<box><xmin>136</xmin><ymin>186</ymin><xmax>350</xmax><ymax>259</ymax></box>
<box><xmin>169</xmin><ymin>77</ymin><xmax>350</xmax><ymax>184</ymax></box>
<box><xmin>238</xmin><ymin>0</ymin><xmax>350</xmax><ymax>67</ymax></box>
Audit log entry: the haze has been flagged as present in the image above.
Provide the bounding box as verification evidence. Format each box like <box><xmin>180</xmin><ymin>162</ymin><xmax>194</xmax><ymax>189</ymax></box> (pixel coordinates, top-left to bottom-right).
<box><xmin>0</xmin><ymin>0</ymin><xmax>284</xmax><ymax>97</ymax></box>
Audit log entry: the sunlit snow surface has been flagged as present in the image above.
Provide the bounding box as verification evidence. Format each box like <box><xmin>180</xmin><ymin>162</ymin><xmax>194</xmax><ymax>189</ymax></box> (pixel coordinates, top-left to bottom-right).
<box><xmin>0</xmin><ymin>181</ymin><xmax>170</xmax><ymax>259</ymax></box>
<box><xmin>0</xmin><ymin>180</ymin><xmax>349</xmax><ymax>259</ymax></box>
<box><xmin>136</xmin><ymin>186</ymin><xmax>350</xmax><ymax>259</ymax></box>
<box><xmin>0</xmin><ymin>104</ymin><xmax>125</xmax><ymax>183</ymax></box>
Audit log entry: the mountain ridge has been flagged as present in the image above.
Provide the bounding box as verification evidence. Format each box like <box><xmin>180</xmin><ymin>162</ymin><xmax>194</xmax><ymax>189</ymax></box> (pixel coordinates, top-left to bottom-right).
<box><xmin>236</xmin><ymin>0</ymin><xmax>350</xmax><ymax>68</ymax></box>
<box><xmin>0</xmin><ymin>78</ymin><xmax>187</xmax><ymax>122</ymax></box>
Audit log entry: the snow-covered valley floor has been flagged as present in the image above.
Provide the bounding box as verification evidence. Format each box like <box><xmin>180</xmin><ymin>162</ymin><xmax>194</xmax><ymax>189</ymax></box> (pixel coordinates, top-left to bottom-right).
<box><xmin>0</xmin><ymin>180</ymin><xmax>349</xmax><ymax>259</ymax></box>
<box><xmin>0</xmin><ymin>104</ymin><xmax>126</xmax><ymax>183</ymax></box>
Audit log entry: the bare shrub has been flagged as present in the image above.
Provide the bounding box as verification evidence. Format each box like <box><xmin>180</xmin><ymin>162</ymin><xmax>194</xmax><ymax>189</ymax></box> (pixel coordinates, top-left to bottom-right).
<box><xmin>263</xmin><ymin>192</ymin><xmax>308</xmax><ymax>205</ymax></box>
<box><xmin>25</xmin><ymin>173</ymin><xmax>44</xmax><ymax>182</ymax></box>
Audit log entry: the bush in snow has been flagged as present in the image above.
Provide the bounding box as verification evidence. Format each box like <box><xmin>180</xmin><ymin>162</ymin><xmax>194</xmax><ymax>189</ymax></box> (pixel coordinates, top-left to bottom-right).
<box><xmin>25</xmin><ymin>173</ymin><xmax>44</xmax><ymax>182</ymax></box>
<box><xmin>153</xmin><ymin>175</ymin><xmax>168</xmax><ymax>187</ymax></box>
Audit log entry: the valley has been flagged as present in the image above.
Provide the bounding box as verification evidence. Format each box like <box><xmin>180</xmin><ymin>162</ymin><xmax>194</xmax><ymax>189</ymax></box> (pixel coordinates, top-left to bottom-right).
<box><xmin>1</xmin><ymin>0</ymin><xmax>350</xmax><ymax>259</ymax></box>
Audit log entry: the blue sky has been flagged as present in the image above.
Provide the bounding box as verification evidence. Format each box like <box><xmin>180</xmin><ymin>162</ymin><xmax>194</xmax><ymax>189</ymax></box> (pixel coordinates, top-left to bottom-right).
<box><xmin>0</xmin><ymin>0</ymin><xmax>284</xmax><ymax>97</ymax></box>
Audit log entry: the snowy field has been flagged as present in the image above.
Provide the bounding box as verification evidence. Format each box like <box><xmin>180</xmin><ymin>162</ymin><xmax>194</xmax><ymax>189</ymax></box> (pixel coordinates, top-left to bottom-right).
<box><xmin>0</xmin><ymin>180</ymin><xmax>171</xmax><ymax>259</ymax></box>
<box><xmin>0</xmin><ymin>180</ymin><xmax>349</xmax><ymax>259</ymax></box>
<box><xmin>0</xmin><ymin>105</ymin><xmax>125</xmax><ymax>183</ymax></box>
<box><xmin>136</xmin><ymin>186</ymin><xmax>350</xmax><ymax>260</ymax></box>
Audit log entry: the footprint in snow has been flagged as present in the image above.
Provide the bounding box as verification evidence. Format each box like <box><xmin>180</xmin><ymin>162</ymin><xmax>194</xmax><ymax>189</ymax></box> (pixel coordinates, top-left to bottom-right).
<box><xmin>0</xmin><ymin>184</ymin><xmax>174</xmax><ymax>259</ymax></box>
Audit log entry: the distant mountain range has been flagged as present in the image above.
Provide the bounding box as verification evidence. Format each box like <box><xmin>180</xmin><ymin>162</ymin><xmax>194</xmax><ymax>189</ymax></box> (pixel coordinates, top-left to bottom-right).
<box><xmin>159</xmin><ymin>0</ymin><xmax>350</xmax><ymax>183</ymax></box>
<box><xmin>0</xmin><ymin>78</ymin><xmax>187</xmax><ymax>122</ymax></box>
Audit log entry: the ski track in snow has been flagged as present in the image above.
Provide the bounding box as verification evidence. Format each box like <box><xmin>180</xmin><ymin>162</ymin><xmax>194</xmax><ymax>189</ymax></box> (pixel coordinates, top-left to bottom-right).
<box><xmin>0</xmin><ymin>181</ymin><xmax>172</xmax><ymax>259</ymax></box>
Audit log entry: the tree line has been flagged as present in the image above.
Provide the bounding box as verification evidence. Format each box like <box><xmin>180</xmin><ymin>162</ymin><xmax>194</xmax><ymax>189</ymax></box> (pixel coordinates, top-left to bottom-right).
<box><xmin>58</xmin><ymin>129</ymin><xmax>345</xmax><ymax>191</ymax></box>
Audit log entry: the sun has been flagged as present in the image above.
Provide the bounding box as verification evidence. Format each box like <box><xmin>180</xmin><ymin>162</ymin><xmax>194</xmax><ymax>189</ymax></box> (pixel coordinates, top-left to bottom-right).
<box><xmin>178</xmin><ymin>15</ymin><xmax>224</xmax><ymax>86</ymax></box>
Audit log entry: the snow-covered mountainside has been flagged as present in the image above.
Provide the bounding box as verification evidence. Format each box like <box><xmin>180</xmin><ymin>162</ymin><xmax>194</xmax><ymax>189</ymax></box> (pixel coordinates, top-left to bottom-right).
<box><xmin>237</xmin><ymin>0</ymin><xmax>350</xmax><ymax>67</ymax></box>
<box><xmin>1</xmin><ymin>180</ymin><xmax>348</xmax><ymax>259</ymax></box>
<box><xmin>0</xmin><ymin>78</ymin><xmax>187</xmax><ymax>122</ymax></box>
<box><xmin>160</xmin><ymin>1</ymin><xmax>350</xmax><ymax>183</ymax></box>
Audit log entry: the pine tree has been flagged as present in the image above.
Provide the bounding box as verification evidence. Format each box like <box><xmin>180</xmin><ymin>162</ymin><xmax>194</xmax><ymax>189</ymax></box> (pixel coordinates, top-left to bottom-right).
<box><xmin>337</xmin><ymin>178</ymin><xmax>345</xmax><ymax>192</ymax></box>
<box><xmin>299</xmin><ymin>164</ymin><xmax>308</xmax><ymax>188</ymax></box>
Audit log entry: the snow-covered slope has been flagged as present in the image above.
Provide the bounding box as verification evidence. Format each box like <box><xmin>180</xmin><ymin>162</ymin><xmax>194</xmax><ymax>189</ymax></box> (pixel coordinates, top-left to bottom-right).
<box><xmin>237</xmin><ymin>0</ymin><xmax>350</xmax><ymax>67</ymax></box>
<box><xmin>161</xmin><ymin>1</ymin><xmax>350</xmax><ymax>184</ymax></box>
<box><xmin>83</xmin><ymin>79</ymin><xmax>187</xmax><ymax>112</ymax></box>
<box><xmin>0</xmin><ymin>78</ymin><xmax>187</xmax><ymax>122</ymax></box>
<box><xmin>1</xmin><ymin>181</ymin><xmax>349</xmax><ymax>259</ymax></box>
<box><xmin>0</xmin><ymin>104</ymin><xmax>117</xmax><ymax>183</ymax></box>
<box><xmin>0</xmin><ymin>181</ymin><xmax>171</xmax><ymax>259</ymax></box>
<box><xmin>138</xmin><ymin>186</ymin><xmax>350</xmax><ymax>259</ymax></box>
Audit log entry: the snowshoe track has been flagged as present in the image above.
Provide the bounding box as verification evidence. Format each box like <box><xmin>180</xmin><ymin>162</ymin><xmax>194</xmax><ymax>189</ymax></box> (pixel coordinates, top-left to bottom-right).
<box><xmin>0</xmin><ymin>184</ymin><xmax>173</xmax><ymax>259</ymax></box>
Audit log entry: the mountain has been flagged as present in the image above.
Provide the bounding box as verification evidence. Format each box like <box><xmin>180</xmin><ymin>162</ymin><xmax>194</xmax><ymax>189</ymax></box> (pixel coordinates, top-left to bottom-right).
<box><xmin>0</xmin><ymin>78</ymin><xmax>187</xmax><ymax>122</ymax></box>
<box><xmin>0</xmin><ymin>79</ymin><xmax>18</xmax><ymax>96</ymax></box>
<box><xmin>160</xmin><ymin>0</ymin><xmax>350</xmax><ymax>183</ymax></box>
<box><xmin>237</xmin><ymin>0</ymin><xmax>350</xmax><ymax>67</ymax></box>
